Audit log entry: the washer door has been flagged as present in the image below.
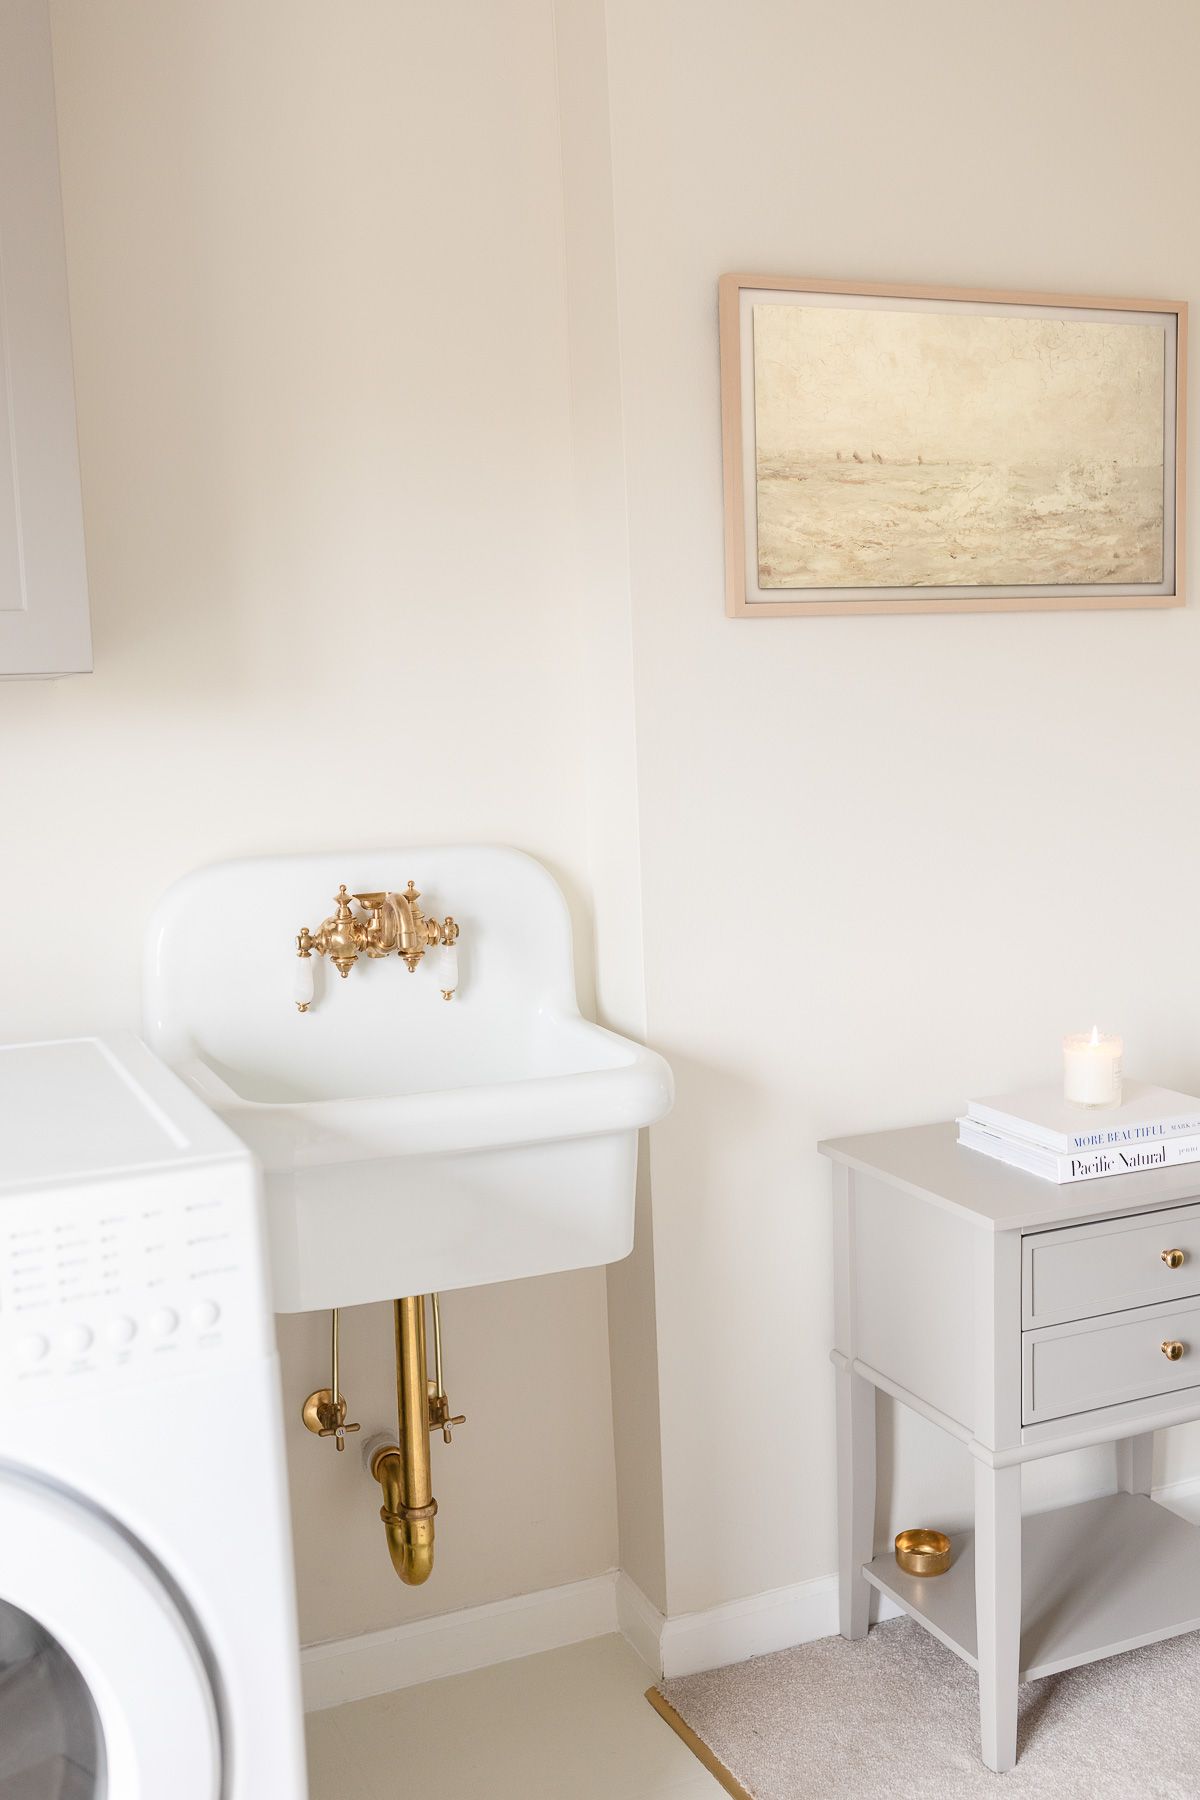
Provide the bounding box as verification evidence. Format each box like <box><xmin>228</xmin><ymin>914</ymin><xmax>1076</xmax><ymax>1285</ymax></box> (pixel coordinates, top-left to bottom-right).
<box><xmin>0</xmin><ymin>1471</ymin><xmax>220</xmax><ymax>1799</ymax></box>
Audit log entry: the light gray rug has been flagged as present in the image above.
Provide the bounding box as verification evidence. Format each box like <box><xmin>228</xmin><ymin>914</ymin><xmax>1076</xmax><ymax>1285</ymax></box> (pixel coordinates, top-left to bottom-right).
<box><xmin>655</xmin><ymin>1616</ymin><xmax>1200</xmax><ymax>1798</ymax></box>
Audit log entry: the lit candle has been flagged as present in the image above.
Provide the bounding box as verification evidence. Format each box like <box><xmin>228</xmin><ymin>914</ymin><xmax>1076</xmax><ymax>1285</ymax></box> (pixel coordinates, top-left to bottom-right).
<box><xmin>1063</xmin><ymin>1026</ymin><xmax>1123</xmax><ymax>1107</ymax></box>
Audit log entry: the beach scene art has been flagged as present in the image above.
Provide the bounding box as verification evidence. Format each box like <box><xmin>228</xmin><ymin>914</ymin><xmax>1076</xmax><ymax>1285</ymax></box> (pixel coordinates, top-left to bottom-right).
<box><xmin>751</xmin><ymin>303</ymin><xmax>1167</xmax><ymax>590</ymax></box>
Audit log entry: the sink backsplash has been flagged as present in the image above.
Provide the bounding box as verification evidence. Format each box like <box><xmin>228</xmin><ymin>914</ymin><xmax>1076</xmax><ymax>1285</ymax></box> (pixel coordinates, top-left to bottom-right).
<box><xmin>144</xmin><ymin>845</ymin><xmax>579</xmax><ymax>1096</ymax></box>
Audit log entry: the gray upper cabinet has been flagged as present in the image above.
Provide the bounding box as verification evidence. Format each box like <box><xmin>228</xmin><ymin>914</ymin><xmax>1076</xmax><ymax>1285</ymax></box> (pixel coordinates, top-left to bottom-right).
<box><xmin>0</xmin><ymin>0</ymin><xmax>91</xmax><ymax>678</ymax></box>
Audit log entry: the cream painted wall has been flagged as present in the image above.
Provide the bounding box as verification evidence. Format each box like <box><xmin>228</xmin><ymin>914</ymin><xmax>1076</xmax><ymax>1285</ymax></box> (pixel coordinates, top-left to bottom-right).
<box><xmin>17</xmin><ymin>0</ymin><xmax>1199</xmax><ymax>1655</ymax></box>
<box><xmin>604</xmin><ymin>0</ymin><xmax>1200</xmax><ymax>1617</ymax></box>
<box><xmin>8</xmin><ymin>0</ymin><xmax>622</xmax><ymax>1641</ymax></box>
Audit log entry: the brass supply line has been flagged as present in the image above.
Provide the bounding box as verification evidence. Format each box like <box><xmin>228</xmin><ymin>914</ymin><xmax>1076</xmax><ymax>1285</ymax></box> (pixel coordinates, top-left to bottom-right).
<box><xmin>370</xmin><ymin>1296</ymin><xmax>464</xmax><ymax>1586</ymax></box>
<box><xmin>301</xmin><ymin>1307</ymin><xmax>360</xmax><ymax>1452</ymax></box>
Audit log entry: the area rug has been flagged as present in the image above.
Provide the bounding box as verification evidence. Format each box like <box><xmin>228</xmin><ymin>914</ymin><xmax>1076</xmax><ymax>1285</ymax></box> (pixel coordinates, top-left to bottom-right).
<box><xmin>648</xmin><ymin>1616</ymin><xmax>1200</xmax><ymax>1798</ymax></box>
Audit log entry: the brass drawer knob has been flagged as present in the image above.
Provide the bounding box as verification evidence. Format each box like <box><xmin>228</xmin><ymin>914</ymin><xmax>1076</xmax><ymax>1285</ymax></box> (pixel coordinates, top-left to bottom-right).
<box><xmin>1162</xmin><ymin>1339</ymin><xmax>1186</xmax><ymax>1361</ymax></box>
<box><xmin>1163</xmin><ymin>1249</ymin><xmax>1187</xmax><ymax>1269</ymax></box>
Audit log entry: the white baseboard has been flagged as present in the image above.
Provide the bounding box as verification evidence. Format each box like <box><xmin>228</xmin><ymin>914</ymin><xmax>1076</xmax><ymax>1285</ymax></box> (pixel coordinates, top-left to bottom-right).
<box><xmin>615</xmin><ymin>1569</ymin><xmax>666</xmax><ymax>1671</ymax></box>
<box><xmin>302</xmin><ymin>1571</ymin><xmax>619</xmax><ymax>1711</ymax></box>
<box><xmin>658</xmin><ymin>1574</ymin><xmax>902</xmax><ymax>1679</ymax></box>
<box><xmin>304</xmin><ymin>1475</ymin><xmax>1200</xmax><ymax>1708</ymax></box>
<box><xmin>301</xmin><ymin>1566</ymin><xmax>896</xmax><ymax>1710</ymax></box>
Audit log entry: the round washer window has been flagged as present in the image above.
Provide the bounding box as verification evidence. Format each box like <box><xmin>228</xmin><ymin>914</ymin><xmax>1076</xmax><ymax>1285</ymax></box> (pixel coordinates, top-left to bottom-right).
<box><xmin>0</xmin><ymin>1599</ymin><xmax>105</xmax><ymax>1798</ymax></box>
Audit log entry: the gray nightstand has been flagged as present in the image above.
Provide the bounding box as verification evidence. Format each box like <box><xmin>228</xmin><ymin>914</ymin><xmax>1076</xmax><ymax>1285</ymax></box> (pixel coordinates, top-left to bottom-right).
<box><xmin>821</xmin><ymin>1122</ymin><xmax>1200</xmax><ymax>1773</ymax></box>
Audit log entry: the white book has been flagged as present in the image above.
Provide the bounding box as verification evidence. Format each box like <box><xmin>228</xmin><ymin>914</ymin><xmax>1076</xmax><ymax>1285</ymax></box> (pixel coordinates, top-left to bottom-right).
<box><xmin>966</xmin><ymin>1080</ymin><xmax>1200</xmax><ymax>1155</ymax></box>
<box><xmin>958</xmin><ymin>1118</ymin><xmax>1200</xmax><ymax>1184</ymax></box>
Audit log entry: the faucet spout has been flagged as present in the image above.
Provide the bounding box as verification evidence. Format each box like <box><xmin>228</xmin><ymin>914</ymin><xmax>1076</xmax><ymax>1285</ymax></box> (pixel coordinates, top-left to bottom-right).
<box><xmin>391</xmin><ymin>882</ymin><xmax>426</xmax><ymax>971</ymax></box>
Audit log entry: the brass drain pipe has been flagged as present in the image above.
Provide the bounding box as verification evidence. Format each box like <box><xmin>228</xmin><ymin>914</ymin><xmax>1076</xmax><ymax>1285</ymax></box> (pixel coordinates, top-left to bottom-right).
<box><xmin>371</xmin><ymin>1298</ymin><xmax>437</xmax><ymax>1585</ymax></box>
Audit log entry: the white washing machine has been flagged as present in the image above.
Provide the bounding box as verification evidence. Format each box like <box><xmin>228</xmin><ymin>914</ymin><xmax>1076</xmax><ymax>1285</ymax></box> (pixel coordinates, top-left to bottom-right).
<box><xmin>0</xmin><ymin>1033</ymin><xmax>307</xmax><ymax>1800</ymax></box>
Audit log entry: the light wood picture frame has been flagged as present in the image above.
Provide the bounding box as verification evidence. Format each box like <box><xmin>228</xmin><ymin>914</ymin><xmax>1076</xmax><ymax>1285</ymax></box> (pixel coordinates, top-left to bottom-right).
<box><xmin>719</xmin><ymin>274</ymin><xmax>1187</xmax><ymax>618</ymax></box>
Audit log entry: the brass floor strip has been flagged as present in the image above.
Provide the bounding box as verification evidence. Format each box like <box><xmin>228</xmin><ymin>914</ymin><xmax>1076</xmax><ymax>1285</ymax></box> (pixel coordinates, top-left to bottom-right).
<box><xmin>644</xmin><ymin>1687</ymin><xmax>755</xmax><ymax>1800</ymax></box>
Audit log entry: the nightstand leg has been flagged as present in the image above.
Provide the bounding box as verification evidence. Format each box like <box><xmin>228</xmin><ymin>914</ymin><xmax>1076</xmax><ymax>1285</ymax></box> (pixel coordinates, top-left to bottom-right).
<box><xmin>836</xmin><ymin>1367</ymin><xmax>876</xmax><ymax>1639</ymax></box>
<box><xmin>975</xmin><ymin>1459</ymin><xmax>1021</xmax><ymax>1774</ymax></box>
<box><xmin>1116</xmin><ymin>1433</ymin><xmax>1154</xmax><ymax>1496</ymax></box>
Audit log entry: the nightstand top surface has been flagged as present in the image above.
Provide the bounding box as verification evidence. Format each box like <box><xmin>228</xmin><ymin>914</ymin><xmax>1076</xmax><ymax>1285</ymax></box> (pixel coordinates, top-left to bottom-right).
<box><xmin>819</xmin><ymin>1120</ymin><xmax>1200</xmax><ymax>1232</ymax></box>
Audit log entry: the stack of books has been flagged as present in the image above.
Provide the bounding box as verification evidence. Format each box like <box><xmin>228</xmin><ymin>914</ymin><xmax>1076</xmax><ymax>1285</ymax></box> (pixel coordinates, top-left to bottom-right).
<box><xmin>958</xmin><ymin>1081</ymin><xmax>1200</xmax><ymax>1184</ymax></box>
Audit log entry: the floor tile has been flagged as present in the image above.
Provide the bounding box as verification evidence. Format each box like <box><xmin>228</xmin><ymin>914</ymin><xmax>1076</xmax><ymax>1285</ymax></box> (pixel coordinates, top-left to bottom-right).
<box><xmin>304</xmin><ymin>1708</ymin><xmax>360</xmax><ymax>1799</ymax></box>
<box><xmin>635</xmin><ymin>1782</ymin><xmax>734</xmax><ymax>1800</ymax></box>
<box><xmin>306</xmin><ymin>1634</ymin><xmax>724</xmax><ymax>1800</ymax></box>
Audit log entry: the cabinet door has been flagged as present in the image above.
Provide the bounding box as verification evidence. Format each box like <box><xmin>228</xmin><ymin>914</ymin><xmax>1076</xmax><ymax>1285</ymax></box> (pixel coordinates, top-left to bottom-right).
<box><xmin>0</xmin><ymin>0</ymin><xmax>91</xmax><ymax>677</ymax></box>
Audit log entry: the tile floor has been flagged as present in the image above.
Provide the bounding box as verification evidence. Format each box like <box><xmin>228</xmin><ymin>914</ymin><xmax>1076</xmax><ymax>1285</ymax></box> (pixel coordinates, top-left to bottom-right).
<box><xmin>304</xmin><ymin>1634</ymin><xmax>723</xmax><ymax>1800</ymax></box>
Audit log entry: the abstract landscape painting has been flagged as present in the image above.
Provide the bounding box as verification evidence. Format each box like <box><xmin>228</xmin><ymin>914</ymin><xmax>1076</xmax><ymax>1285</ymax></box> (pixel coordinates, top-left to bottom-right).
<box><xmin>751</xmin><ymin>302</ymin><xmax>1167</xmax><ymax>591</ymax></box>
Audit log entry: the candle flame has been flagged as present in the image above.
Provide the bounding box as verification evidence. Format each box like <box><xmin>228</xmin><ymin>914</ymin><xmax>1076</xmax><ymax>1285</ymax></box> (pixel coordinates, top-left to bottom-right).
<box><xmin>1089</xmin><ymin>1024</ymin><xmax>1102</xmax><ymax>1045</ymax></box>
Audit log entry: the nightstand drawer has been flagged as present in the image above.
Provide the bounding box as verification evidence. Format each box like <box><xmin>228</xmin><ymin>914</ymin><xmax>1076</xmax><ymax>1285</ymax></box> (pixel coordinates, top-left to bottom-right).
<box><xmin>1023</xmin><ymin>1296</ymin><xmax>1200</xmax><ymax>1423</ymax></box>
<box><xmin>1022</xmin><ymin>1201</ymin><xmax>1200</xmax><ymax>1328</ymax></box>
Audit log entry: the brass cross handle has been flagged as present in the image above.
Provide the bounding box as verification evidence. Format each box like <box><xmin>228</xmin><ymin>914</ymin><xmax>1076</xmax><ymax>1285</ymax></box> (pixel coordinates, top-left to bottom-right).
<box><xmin>302</xmin><ymin>1386</ymin><xmax>361</xmax><ymax>1451</ymax></box>
<box><xmin>1162</xmin><ymin>1249</ymin><xmax>1187</xmax><ymax>1269</ymax></box>
<box><xmin>1162</xmin><ymin>1339</ymin><xmax>1186</xmax><ymax>1362</ymax></box>
<box><xmin>428</xmin><ymin>1389</ymin><xmax>466</xmax><ymax>1444</ymax></box>
<box><xmin>320</xmin><ymin>1412</ymin><xmax>362</xmax><ymax>1452</ymax></box>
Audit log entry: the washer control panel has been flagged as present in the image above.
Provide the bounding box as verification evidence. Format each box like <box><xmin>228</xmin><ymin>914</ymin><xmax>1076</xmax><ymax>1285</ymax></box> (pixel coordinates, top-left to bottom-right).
<box><xmin>1</xmin><ymin>1158</ymin><xmax>272</xmax><ymax>1396</ymax></box>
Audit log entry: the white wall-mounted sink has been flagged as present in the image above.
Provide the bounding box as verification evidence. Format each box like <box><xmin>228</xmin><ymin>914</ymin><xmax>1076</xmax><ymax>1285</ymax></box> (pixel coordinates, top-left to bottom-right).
<box><xmin>143</xmin><ymin>847</ymin><xmax>672</xmax><ymax>1311</ymax></box>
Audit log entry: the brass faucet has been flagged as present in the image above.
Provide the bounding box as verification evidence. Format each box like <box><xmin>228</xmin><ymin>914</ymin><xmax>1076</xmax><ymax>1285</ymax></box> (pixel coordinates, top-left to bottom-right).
<box><xmin>295</xmin><ymin>881</ymin><xmax>459</xmax><ymax>1010</ymax></box>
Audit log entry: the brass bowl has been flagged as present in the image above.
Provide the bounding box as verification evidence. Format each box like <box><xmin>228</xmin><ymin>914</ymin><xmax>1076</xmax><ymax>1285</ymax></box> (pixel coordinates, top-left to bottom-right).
<box><xmin>894</xmin><ymin>1528</ymin><xmax>952</xmax><ymax>1577</ymax></box>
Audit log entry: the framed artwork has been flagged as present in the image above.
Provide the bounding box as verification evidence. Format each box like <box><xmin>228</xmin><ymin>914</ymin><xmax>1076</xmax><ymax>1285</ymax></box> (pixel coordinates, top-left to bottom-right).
<box><xmin>719</xmin><ymin>274</ymin><xmax>1186</xmax><ymax>617</ymax></box>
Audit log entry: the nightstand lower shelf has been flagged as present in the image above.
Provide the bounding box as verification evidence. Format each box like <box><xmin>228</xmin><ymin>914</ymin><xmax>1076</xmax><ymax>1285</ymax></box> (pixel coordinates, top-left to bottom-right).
<box><xmin>864</xmin><ymin>1492</ymin><xmax>1200</xmax><ymax>1682</ymax></box>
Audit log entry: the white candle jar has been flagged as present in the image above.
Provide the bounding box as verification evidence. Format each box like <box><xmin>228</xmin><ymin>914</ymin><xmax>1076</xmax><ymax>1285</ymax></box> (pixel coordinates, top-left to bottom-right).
<box><xmin>1063</xmin><ymin>1028</ymin><xmax>1123</xmax><ymax>1108</ymax></box>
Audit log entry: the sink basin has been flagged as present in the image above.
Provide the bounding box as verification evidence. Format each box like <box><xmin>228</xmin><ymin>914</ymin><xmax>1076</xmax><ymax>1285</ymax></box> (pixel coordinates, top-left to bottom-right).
<box><xmin>143</xmin><ymin>847</ymin><xmax>672</xmax><ymax>1311</ymax></box>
